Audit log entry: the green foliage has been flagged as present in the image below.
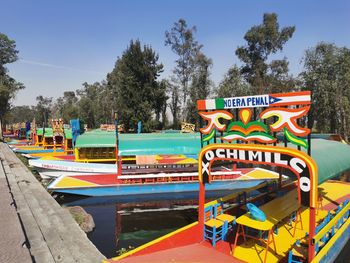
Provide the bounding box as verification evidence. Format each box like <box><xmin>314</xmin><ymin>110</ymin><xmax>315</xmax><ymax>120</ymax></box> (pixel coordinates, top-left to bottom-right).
<box><xmin>236</xmin><ymin>13</ymin><xmax>295</xmax><ymax>94</ymax></box>
<box><xmin>107</xmin><ymin>40</ymin><xmax>164</xmax><ymax>132</ymax></box>
<box><xmin>152</xmin><ymin>79</ymin><xmax>168</xmax><ymax>129</ymax></box>
<box><xmin>75</xmin><ymin>81</ymin><xmax>113</xmax><ymax>128</ymax></box>
<box><xmin>4</xmin><ymin>105</ymin><xmax>36</xmax><ymax>123</ymax></box>
<box><xmin>186</xmin><ymin>52</ymin><xmax>212</xmax><ymax>127</ymax></box>
<box><xmin>216</xmin><ymin>65</ymin><xmax>251</xmax><ymax>98</ymax></box>
<box><xmin>301</xmin><ymin>43</ymin><xmax>350</xmax><ymax>139</ymax></box>
<box><xmin>52</xmin><ymin>91</ymin><xmax>79</xmax><ymax>123</ymax></box>
<box><xmin>165</xmin><ymin>19</ymin><xmax>204</xmax><ymax>122</ymax></box>
<box><xmin>0</xmin><ymin>33</ymin><xmax>24</xmax><ymax>122</ymax></box>
<box><xmin>0</xmin><ymin>33</ymin><xmax>18</xmax><ymax>73</ymax></box>
<box><xmin>35</xmin><ymin>96</ymin><xmax>53</xmax><ymax>126</ymax></box>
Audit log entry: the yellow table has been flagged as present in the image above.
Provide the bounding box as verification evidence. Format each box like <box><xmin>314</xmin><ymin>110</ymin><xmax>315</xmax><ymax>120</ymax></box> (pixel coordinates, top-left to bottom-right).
<box><xmin>233</xmin><ymin>190</ymin><xmax>302</xmax><ymax>263</ymax></box>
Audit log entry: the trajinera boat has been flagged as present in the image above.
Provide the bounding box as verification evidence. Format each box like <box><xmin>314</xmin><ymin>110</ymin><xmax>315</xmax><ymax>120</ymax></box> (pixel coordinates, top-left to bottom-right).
<box><xmin>33</xmin><ymin>130</ymin><xmax>282</xmax><ymax>196</ymax></box>
<box><xmin>105</xmin><ymin>91</ymin><xmax>350</xmax><ymax>263</ymax></box>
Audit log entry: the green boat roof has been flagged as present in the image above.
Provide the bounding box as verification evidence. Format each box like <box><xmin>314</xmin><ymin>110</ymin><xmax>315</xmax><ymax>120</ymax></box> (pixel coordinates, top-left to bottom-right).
<box><xmin>36</xmin><ymin>128</ymin><xmax>72</xmax><ymax>138</ymax></box>
<box><xmin>75</xmin><ymin>131</ymin><xmax>201</xmax><ymax>155</ymax></box>
<box><xmin>308</xmin><ymin>139</ymin><xmax>350</xmax><ymax>184</ymax></box>
<box><xmin>64</xmin><ymin>129</ymin><xmax>72</xmax><ymax>139</ymax></box>
<box><xmin>36</xmin><ymin>128</ymin><xmax>43</xmax><ymax>135</ymax></box>
<box><xmin>277</xmin><ymin>139</ymin><xmax>350</xmax><ymax>184</ymax></box>
<box><xmin>43</xmin><ymin>128</ymin><xmax>53</xmax><ymax>137</ymax></box>
<box><xmin>75</xmin><ymin>132</ymin><xmax>350</xmax><ymax>184</ymax></box>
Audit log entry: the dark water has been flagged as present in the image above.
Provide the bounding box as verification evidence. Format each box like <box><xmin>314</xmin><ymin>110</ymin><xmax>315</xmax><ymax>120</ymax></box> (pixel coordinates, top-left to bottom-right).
<box><xmin>59</xmin><ymin>192</ymin><xmax>350</xmax><ymax>261</ymax></box>
<box><xmin>58</xmin><ymin>191</ymin><xmax>231</xmax><ymax>258</ymax></box>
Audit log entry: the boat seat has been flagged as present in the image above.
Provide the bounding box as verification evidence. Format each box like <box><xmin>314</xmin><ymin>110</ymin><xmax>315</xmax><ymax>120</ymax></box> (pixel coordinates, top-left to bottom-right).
<box><xmin>204</xmin><ymin>205</ymin><xmax>225</xmax><ymax>247</ymax></box>
<box><xmin>213</xmin><ymin>203</ymin><xmax>236</xmax><ymax>241</ymax></box>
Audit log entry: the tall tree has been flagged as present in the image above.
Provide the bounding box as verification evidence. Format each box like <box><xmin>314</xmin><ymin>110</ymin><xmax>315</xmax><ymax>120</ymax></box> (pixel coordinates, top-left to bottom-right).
<box><xmin>52</xmin><ymin>91</ymin><xmax>78</xmax><ymax>122</ymax></box>
<box><xmin>35</xmin><ymin>96</ymin><xmax>53</xmax><ymax>127</ymax></box>
<box><xmin>0</xmin><ymin>33</ymin><xmax>24</xmax><ymax>127</ymax></box>
<box><xmin>186</xmin><ymin>53</ymin><xmax>212</xmax><ymax>126</ymax></box>
<box><xmin>152</xmin><ymin>79</ymin><xmax>168</xmax><ymax>129</ymax></box>
<box><xmin>167</xmin><ymin>79</ymin><xmax>181</xmax><ymax>129</ymax></box>
<box><xmin>301</xmin><ymin>43</ymin><xmax>350</xmax><ymax>139</ymax></box>
<box><xmin>216</xmin><ymin>65</ymin><xmax>251</xmax><ymax>98</ymax></box>
<box><xmin>236</xmin><ymin>13</ymin><xmax>295</xmax><ymax>94</ymax></box>
<box><xmin>107</xmin><ymin>40</ymin><xmax>164</xmax><ymax>132</ymax></box>
<box><xmin>165</xmin><ymin>19</ymin><xmax>202</xmax><ymax>121</ymax></box>
<box><xmin>5</xmin><ymin>105</ymin><xmax>35</xmax><ymax>124</ymax></box>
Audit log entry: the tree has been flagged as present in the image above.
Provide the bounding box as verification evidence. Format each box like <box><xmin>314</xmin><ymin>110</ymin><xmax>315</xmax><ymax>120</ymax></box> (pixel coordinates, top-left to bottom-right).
<box><xmin>4</xmin><ymin>105</ymin><xmax>36</xmax><ymax>124</ymax></box>
<box><xmin>35</xmin><ymin>96</ymin><xmax>53</xmax><ymax>127</ymax></box>
<box><xmin>165</xmin><ymin>19</ymin><xmax>202</xmax><ymax>120</ymax></box>
<box><xmin>107</xmin><ymin>40</ymin><xmax>164</xmax><ymax>132</ymax></box>
<box><xmin>186</xmin><ymin>53</ymin><xmax>212</xmax><ymax>126</ymax></box>
<box><xmin>76</xmin><ymin>82</ymin><xmax>100</xmax><ymax>128</ymax></box>
<box><xmin>216</xmin><ymin>65</ymin><xmax>251</xmax><ymax>98</ymax></box>
<box><xmin>0</xmin><ymin>33</ymin><xmax>24</xmax><ymax>127</ymax></box>
<box><xmin>152</xmin><ymin>79</ymin><xmax>168</xmax><ymax>129</ymax></box>
<box><xmin>236</xmin><ymin>13</ymin><xmax>295</xmax><ymax>94</ymax></box>
<box><xmin>301</xmin><ymin>43</ymin><xmax>350</xmax><ymax>139</ymax></box>
<box><xmin>0</xmin><ymin>33</ymin><xmax>18</xmax><ymax>73</ymax></box>
<box><xmin>52</xmin><ymin>91</ymin><xmax>78</xmax><ymax>122</ymax></box>
<box><xmin>167</xmin><ymin>78</ymin><xmax>181</xmax><ymax>129</ymax></box>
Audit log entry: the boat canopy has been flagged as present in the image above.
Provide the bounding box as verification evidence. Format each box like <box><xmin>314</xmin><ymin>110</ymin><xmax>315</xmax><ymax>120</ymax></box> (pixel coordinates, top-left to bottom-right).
<box><xmin>282</xmin><ymin>139</ymin><xmax>350</xmax><ymax>184</ymax></box>
<box><xmin>43</xmin><ymin>128</ymin><xmax>53</xmax><ymax>137</ymax></box>
<box><xmin>310</xmin><ymin>139</ymin><xmax>350</xmax><ymax>184</ymax></box>
<box><xmin>36</xmin><ymin>128</ymin><xmax>44</xmax><ymax>135</ymax></box>
<box><xmin>64</xmin><ymin>129</ymin><xmax>72</xmax><ymax>139</ymax></box>
<box><xmin>75</xmin><ymin>130</ymin><xmax>201</xmax><ymax>155</ymax></box>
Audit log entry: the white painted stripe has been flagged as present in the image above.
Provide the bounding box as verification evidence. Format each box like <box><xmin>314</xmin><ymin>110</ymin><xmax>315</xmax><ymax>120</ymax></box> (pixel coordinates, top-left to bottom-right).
<box><xmin>274</xmin><ymin>95</ymin><xmax>311</xmax><ymax>104</ymax></box>
<box><xmin>205</xmin><ymin>99</ymin><xmax>216</xmax><ymax>110</ymax></box>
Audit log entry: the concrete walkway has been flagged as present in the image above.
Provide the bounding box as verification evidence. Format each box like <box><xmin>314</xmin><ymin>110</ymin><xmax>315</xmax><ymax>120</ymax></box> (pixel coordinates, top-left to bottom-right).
<box><xmin>0</xmin><ymin>142</ymin><xmax>105</xmax><ymax>263</ymax></box>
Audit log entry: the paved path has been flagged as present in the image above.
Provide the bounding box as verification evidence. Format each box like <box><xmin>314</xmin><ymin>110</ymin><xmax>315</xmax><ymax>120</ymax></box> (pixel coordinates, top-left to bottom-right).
<box><xmin>0</xmin><ymin>142</ymin><xmax>105</xmax><ymax>263</ymax></box>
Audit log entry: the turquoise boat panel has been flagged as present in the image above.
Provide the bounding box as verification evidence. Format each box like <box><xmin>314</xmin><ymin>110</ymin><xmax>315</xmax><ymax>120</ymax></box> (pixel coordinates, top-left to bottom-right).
<box><xmin>75</xmin><ymin>131</ymin><xmax>201</xmax><ymax>155</ymax></box>
<box><xmin>64</xmin><ymin>129</ymin><xmax>72</xmax><ymax>139</ymax></box>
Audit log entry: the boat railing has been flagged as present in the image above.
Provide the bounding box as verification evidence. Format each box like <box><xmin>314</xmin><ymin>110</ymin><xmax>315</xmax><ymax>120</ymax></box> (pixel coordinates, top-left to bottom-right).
<box><xmin>311</xmin><ymin>199</ymin><xmax>350</xmax><ymax>262</ymax></box>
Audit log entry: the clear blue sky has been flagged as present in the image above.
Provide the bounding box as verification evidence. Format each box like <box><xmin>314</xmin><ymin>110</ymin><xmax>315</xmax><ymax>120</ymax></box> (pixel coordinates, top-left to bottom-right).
<box><xmin>1</xmin><ymin>0</ymin><xmax>350</xmax><ymax>106</ymax></box>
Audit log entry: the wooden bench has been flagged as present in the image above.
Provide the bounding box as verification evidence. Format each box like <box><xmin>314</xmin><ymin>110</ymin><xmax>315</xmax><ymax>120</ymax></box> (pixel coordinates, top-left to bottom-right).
<box><xmin>233</xmin><ymin>189</ymin><xmax>302</xmax><ymax>263</ymax></box>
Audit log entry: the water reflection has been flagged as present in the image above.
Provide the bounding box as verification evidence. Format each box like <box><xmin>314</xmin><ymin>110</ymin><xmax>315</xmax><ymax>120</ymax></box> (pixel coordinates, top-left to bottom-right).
<box><xmin>58</xmin><ymin>192</ymin><xmax>229</xmax><ymax>258</ymax></box>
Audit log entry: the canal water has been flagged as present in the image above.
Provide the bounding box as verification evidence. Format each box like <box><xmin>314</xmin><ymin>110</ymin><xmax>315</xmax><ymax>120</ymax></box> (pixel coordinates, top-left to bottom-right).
<box><xmin>58</xmin><ymin>191</ymin><xmax>232</xmax><ymax>258</ymax></box>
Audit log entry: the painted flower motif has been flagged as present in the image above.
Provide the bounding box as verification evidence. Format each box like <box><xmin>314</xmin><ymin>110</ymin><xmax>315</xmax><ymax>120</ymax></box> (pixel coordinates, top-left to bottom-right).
<box><xmin>222</xmin><ymin>109</ymin><xmax>276</xmax><ymax>143</ymax></box>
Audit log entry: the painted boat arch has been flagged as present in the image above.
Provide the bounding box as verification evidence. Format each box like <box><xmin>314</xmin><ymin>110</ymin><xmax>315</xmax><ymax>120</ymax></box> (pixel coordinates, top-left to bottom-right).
<box><xmin>198</xmin><ymin>143</ymin><xmax>318</xmax><ymax>207</ymax></box>
<box><xmin>198</xmin><ymin>143</ymin><xmax>319</xmax><ymax>262</ymax></box>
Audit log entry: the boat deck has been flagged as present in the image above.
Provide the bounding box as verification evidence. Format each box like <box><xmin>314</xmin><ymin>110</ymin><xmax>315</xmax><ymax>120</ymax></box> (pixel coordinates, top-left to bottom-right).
<box><xmin>108</xmin><ymin>181</ymin><xmax>350</xmax><ymax>262</ymax></box>
<box><xmin>115</xmin><ymin>243</ymin><xmax>242</xmax><ymax>263</ymax></box>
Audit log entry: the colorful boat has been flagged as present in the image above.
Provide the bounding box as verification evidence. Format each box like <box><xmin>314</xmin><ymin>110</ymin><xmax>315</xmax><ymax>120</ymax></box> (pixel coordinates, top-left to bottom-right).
<box><xmin>47</xmin><ymin>167</ymin><xmax>282</xmax><ymax>196</ymax></box>
<box><xmin>105</xmin><ymin>91</ymin><xmax>350</xmax><ymax>263</ymax></box>
<box><xmin>12</xmin><ymin>119</ymin><xmax>73</xmax><ymax>154</ymax></box>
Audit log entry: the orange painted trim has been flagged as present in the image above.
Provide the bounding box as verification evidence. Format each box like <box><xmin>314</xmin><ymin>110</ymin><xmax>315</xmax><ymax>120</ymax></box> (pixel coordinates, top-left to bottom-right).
<box><xmin>197</xmin><ymin>100</ymin><xmax>206</xmax><ymax>110</ymax></box>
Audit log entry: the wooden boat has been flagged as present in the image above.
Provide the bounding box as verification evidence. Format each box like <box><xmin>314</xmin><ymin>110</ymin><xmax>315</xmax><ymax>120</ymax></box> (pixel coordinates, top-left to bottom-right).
<box><xmin>47</xmin><ymin>167</ymin><xmax>283</xmax><ymax>196</ymax></box>
<box><xmin>106</xmin><ymin>91</ymin><xmax>350</xmax><ymax>263</ymax></box>
<box><xmin>73</xmin><ymin>129</ymin><xmax>201</xmax><ymax>163</ymax></box>
<box><xmin>12</xmin><ymin>119</ymin><xmax>73</xmax><ymax>154</ymax></box>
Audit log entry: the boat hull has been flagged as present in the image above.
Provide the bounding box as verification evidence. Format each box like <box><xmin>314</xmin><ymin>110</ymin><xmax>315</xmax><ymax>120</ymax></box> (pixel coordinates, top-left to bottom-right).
<box><xmin>50</xmin><ymin>179</ymin><xmax>269</xmax><ymax>196</ymax></box>
<box><xmin>29</xmin><ymin>159</ymin><xmax>118</xmax><ymax>174</ymax></box>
